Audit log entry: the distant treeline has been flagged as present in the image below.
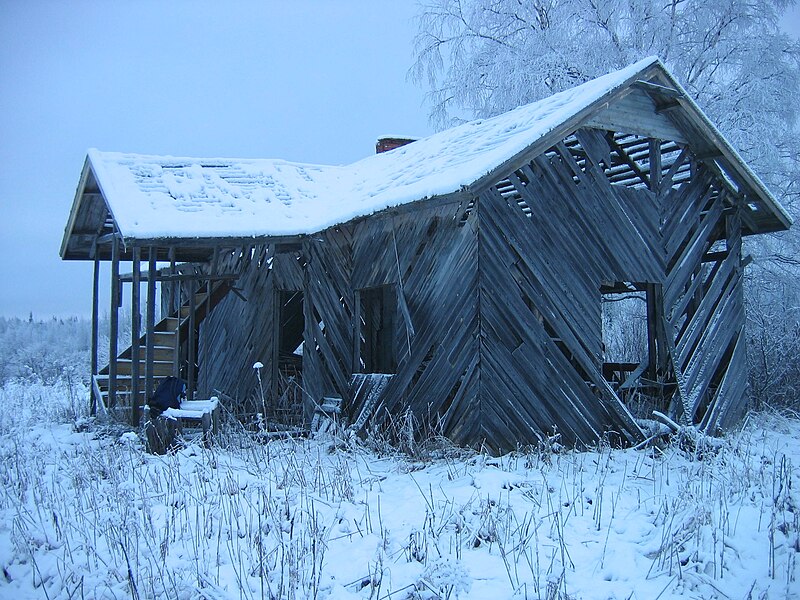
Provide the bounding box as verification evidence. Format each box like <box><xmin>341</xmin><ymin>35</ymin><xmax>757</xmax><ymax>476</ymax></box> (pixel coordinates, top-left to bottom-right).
<box><xmin>0</xmin><ymin>316</ymin><xmax>91</xmax><ymax>385</ymax></box>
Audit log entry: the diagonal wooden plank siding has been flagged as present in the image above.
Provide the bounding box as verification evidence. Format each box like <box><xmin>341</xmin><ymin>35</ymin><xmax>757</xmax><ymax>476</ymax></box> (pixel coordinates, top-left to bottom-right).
<box><xmin>345</xmin><ymin>204</ymin><xmax>482</xmax><ymax>445</ymax></box>
<box><xmin>197</xmin><ymin>246</ymin><xmax>278</xmax><ymax>416</ymax></box>
<box><xmin>302</xmin><ymin>226</ymin><xmax>356</xmax><ymax>421</ymax></box>
<box><xmin>474</xmin><ymin>139</ymin><xmax>660</xmax><ymax>449</ymax></box>
<box><xmin>467</xmin><ymin>127</ymin><xmax>749</xmax><ymax>446</ymax></box>
<box><xmin>661</xmin><ymin>187</ymin><xmax>748</xmax><ymax>431</ymax></box>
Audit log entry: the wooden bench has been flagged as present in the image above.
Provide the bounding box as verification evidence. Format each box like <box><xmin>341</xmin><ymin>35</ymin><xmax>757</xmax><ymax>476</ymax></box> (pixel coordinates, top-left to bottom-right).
<box><xmin>144</xmin><ymin>397</ymin><xmax>221</xmax><ymax>454</ymax></box>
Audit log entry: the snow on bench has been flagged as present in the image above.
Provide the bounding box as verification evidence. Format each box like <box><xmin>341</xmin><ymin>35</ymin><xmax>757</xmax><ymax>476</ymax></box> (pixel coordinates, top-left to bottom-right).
<box><xmin>144</xmin><ymin>397</ymin><xmax>221</xmax><ymax>454</ymax></box>
<box><xmin>161</xmin><ymin>397</ymin><xmax>220</xmax><ymax>420</ymax></box>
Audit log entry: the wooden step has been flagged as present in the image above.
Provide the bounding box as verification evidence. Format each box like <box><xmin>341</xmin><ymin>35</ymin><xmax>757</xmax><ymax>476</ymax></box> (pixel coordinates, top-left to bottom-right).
<box><xmin>97</xmin><ymin>374</ymin><xmax>175</xmax><ymax>391</ymax></box>
<box><xmin>179</xmin><ymin>293</ymin><xmax>210</xmax><ymax>317</ymax></box>
<box><xmin>96</xmin><ymin>374</ymin><xmax>140</xmax><ymax>388</ymax></box>
<box><xmin>96</xmin><ymin>381</ymin><xmax>145</xmax><ymax>400</ymax></box>
<box><xmin>120</xmin><ymin>331</ymin><xmax>176</xmax><ymax>348</ymax></box>
<box><xmin>98</xmin><ymin>340</ymin><xmax>176</xmax><ymax>376</ymax></box>
<box><xmin>97</xmin><ymin>393</ymin><xmax>147</xmax><ymax>413</ymax></box>
<box><xmin>128</xmin><ymin>346</ymin><xmax>176</xmax><ymax>362</ymax></box>
<box><xmin>114</xmin><ymin>360</ymin><xmax>175</xmax><ymax>377</ymax></box>
<box><xmin>151</xmin><ymin>331</ymin><xmax>176</xmax><ymax>346</ymax></box>
<box><xmin>158</xmin><ymin>317</ymin><xmax>180</xmax><ymax>332</ymax></box>
<box><xmin>98</xmin><ymin>388</ymin><xmax>146</xmax><ymax>400</ymax></box>
<box><xmin>100</xmin><ymin>345</ymin><xmax>175</xmax><ymax>369</ymax></box>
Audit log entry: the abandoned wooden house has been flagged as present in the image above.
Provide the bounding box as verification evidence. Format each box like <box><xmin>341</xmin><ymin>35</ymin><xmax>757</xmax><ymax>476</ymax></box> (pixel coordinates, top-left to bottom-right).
<box><xmin>60</xmin><ymin>56</ymin><xmax>792</xmax><ymax>451</ymax></box>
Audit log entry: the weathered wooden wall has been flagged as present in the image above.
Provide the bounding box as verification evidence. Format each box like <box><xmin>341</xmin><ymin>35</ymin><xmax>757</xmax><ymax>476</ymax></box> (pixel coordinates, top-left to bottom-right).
<box><xmin>195</xmin><ymin>247</ymin><xmax>273</xmax><ymax>416</ymax></box>
<box><xmin>660</xmin><ymin>180</ymin><xmax>747</xmax><ymax>432</ymax></box>
<box><xmin>468</xmin><ymin>129</ymin><xmax>661</xmax><ymax>449</ymax></box>
<box><xmin>466</xmin><ymin>125</ymin><xmax>746</xmax><ymax>446</ymax></box>
<box><xmin>189</xmin><ymin>124</ymin><xmax>749</xmax><ymax>449</ymax></box>
<box><xmin>299</xmin><ymin>202</ymin><xmax>481</xmax><ymax>443</ymax></box>
<box><xmin>302</xmin><ymin>225</ymin><xmax>356</xmax><ymax>422</ymax></box>
<box><xmin>194</xmin><ymin>245</ymin><xmax>307</xmax><ymax>419</ymax></box>
<box><xmin>349</xmin><ymin>202</ymin><xmax>481</xmax><ymax>444</ymax></box>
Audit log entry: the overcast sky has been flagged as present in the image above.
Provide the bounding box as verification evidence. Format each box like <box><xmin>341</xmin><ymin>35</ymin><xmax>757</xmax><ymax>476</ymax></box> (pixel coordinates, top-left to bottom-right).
<box><xmin>1</xmin><ymin>1</ymin><xmax>798</xmax><ymax>319</ymax></box>
<box><xmin>0</xmin><ymin>1</ymin><xmax>431</xmax><ymax>318</ymax></box>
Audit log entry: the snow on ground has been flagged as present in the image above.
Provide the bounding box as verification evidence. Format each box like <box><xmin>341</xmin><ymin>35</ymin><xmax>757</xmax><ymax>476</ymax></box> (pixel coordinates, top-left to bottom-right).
<box><xmin>0</xmin><ymin>379</ymin><xmax>797</xmax><ymax>599</ymax></box>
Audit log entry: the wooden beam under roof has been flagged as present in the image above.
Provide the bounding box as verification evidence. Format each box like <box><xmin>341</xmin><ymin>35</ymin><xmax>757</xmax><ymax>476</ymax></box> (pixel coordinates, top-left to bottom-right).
<box><xmin>586</xmin><ymin>88</ymin><xmax>688</xmax><ymax>143</ymax></box>
<box><xmin>633</xmin><ymin>80</ymin><xmax>683</xmax><ymax>98</ymax></box>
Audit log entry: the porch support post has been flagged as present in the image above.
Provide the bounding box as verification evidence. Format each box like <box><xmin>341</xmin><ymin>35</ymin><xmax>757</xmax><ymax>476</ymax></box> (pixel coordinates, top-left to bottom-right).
<box><xmin>130</xmin><ymin>247</ymin><xmax>142</xmax><ymax>426</ymax></box>
<box><xmin>187</xmin><ymin>280</ymin><xmax>197</xmax><ymax>400</ymax></box>
<box><xmin>168</xmin><ymin>247</ymin><xmax>176</xmax><ymax>322</ymax></box>
<box><xmin>174</xmin><ymin>259</ymin><xmax>182</xmax><ymax>378</ymax></box>
<box><xmin>90</xmin><ymin>252</ymin><xmax>100</xmax><ymax>415</ymax></box>
<box><xmin>108</xmin><ymin>235</ymin><xmax>120</xmax><ymax>409</ymax></box>
<box><xmin>206</xmin><ymin>248</ymin><xmax>218</xmax><ymax>324</ymax></box>
<box><xmin>646</xmin><ymin>283</ymin><xmax>669</xmax><ymax>381</ymax></box>
<box><xmin>145</xmin><ymin>246</ymin><xmax>157</xmax><ymax>402</ymax></box>
<box><xmin>197</xmin><ymin>248</ymin><xmax>220</xmax><ymax>398</ymax></box>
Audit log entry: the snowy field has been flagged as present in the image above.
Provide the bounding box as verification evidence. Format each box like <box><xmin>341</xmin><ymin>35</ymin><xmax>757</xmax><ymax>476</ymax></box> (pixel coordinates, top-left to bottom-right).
<box><xmin>0</xmin><ymin>379</ymin><xmax>797</xmax><ymax>599</ymax></box>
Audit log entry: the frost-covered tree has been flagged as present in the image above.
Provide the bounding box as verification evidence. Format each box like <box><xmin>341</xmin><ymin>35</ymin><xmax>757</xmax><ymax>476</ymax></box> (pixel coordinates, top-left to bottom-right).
<box><xmin>411</xmin><ymin>0</ymin><xmax>800</xmax><ymax>206</ymax></box>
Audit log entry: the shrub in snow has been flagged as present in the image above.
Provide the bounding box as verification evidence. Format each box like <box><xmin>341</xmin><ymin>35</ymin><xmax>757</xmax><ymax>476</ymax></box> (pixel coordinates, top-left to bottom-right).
<box><xmin>0</xmin><ymin>316</ymin><xmax>91</xmax><ymax>385</ymax></box>
<box><xmin>415</xmin><ymin>557</ymin><xmax>471</xmax><ymax>599</ymax></box>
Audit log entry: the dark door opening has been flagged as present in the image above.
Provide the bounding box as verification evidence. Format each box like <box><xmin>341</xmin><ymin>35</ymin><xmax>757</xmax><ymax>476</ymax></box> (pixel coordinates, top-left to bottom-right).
<box><xmin>273</xmin><ymin>290</ymin><xmax>304</xmax><ymax>426</ymax></box>
<box><xmin>357</xmin><ymin>285</ymin><xmax>397</xmax><ymax>374</ymax></box>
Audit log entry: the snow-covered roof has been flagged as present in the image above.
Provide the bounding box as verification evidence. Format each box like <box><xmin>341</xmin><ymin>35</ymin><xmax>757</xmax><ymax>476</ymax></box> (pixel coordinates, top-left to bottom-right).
<box><xmin>84</xmin><ymin>57</ymin><xmax>661</xmax><ymax>241</ymax></box>
<box><xmin>63</xmin><ymin>55</ymin><xmax>790</xmax><ymax>260</ymax></box>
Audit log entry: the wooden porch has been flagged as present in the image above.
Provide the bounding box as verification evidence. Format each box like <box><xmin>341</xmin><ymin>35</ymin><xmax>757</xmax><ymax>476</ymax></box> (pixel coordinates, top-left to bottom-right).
<box><xmin>87</xmin><ymin>241</ymin><xmax>246</xmax><ymax>425</ymax></box>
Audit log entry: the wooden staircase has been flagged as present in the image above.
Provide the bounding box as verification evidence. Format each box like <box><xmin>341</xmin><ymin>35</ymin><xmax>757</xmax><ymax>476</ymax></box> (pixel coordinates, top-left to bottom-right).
<box><xmin>94</xmin><ymin>280</ymin><xmax>231</xmax><ymax>412</ymax></box>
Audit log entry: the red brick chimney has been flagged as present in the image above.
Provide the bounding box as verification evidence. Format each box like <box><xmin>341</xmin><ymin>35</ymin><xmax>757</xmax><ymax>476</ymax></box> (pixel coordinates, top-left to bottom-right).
<box><xmin>376</xmin><ymin>136</ymin><xmax>416</xmax><ymax>153</ymax></box>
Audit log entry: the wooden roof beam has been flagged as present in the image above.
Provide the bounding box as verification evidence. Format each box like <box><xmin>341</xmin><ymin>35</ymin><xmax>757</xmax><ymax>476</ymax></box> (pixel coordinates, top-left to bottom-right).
<box><xmin>651</xmin><ymin>69</ymin><xmax>792</xmax><ymax>232</ymax></box>
<box><xmin>739</xmin><ymin>197</ymin><xmax>766</xmax><ymax>234</ymax></box>
<box><xmin>468</xmin><ymin>64</ymin><xmax>667</xmax><ymax>196</ymax></box>
<box><xmin>701</xmin><ymin>159</ymin><xmax>763</xmax><ymax>234</ymax></box>
<box><xmin>695</xmin><ymin>150</ymin><xmax>724</xmax><ymax>162</ymax></box>
<box><xmin>606</xmin><ymin>135</ymin><xmax>651</xmax><ymax>188</ymax></box>
<box><xmin>634</xmin><ymin>80</ymin><xmax>683</xmax><ymax>98</ymax></box>
<box><xmin>119</xmin><ymin>272</ymin><xmax>239</xmax><ymax>283</ymax></box>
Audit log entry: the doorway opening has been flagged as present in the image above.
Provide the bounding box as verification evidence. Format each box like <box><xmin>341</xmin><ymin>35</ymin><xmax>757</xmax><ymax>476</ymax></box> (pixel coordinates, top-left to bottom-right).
<box><xmin>273</xmin><ymin>289</ymin><xmax>304</xmax><ymax>426</ymax></box>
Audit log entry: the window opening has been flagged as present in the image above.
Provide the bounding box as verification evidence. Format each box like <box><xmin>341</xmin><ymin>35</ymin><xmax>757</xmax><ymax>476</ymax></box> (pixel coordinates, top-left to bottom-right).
<box><xmin>601</xmin><ymin>282</ymin><xmax>671</xmax><ymax>418</ymax></box>
<box><xmin>277</xmin><ymin>290</ymin><xmax>304</xmax><ymax>366</ymax></box>
<box><xmin>601</xmin><ymin>283</ymin><xmax>648</xmax><ymax>365</ymax></box>
<box><xmin>358</xmin><ymin>285</ymin><xmax>397</xmax><ymax>374</ymax></box>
